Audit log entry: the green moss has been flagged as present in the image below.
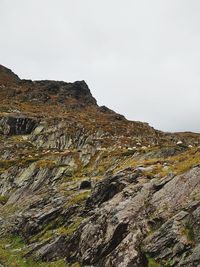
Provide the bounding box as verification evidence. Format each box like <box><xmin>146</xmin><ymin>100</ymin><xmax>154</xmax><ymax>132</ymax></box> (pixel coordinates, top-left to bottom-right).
<box><xmin>9</xmin><ymin>135</ymin><xmax>24</xmax><ymax>143</ymax></box>
<box><xmin>181</xmin><ymin>223</ymin><xmax>195</xmax><ymax>244</ymax></box>
<box><xmin>0</xmin><ymin>235</ymin><xmax>79</xmax><ymax>267</ymax></box>
<box><xmin>0</xmin><ymin>195</ymin><xmax>8</xmax><ymax>205</ymax></box>
<box><xmin>57</xmin><ymin>217</ymin><xmax>83</xmax><ymax>236</ymax></box>
<box><xmin>66</xmin><ymin>190</ymin><xmax>91</xmax><ymax>208</ymax></box>
<box><xmin>30</xmin><ymin>219</ymin><xmax>62</xmax><ymax>242</ymax></box>
<box><xmin>146</xmin><ymin>254</ymin><xmax>176</xmax><ymax>267</ymax></box>
<box><xmin>30</xmin><ymin>215</ymin><xmax>83</xmax><ymax>243</ymax></box>
<box><xmin>71</xmin><ymin>264</ymin><xmax>81</xmax><ymax>267</ymax></box>
<box><xmin>147</xmin><ymin>257</ymin><xmax>162</xmax><ymax>267</ymax></box>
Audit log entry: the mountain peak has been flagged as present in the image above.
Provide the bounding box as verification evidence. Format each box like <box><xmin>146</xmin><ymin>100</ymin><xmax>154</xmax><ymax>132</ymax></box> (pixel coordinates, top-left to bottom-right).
<box><xmin>0</xmin><ymin>65</ymin><xmax>200</xmax><ymax>267</ymax></box>
<box><xmin>0</xmin><ymin>65</ymin><xmax>97</xmax><ymax>107</ymax></box>
<box><xmin>19</xmin><ymin>79</ymin><xmax>97</xmax><ymax>106</ymax></box>
<box><xmin>0</xmin><ymin>64</ymin><xmax>20</xmax><ymax>86</ymax></box>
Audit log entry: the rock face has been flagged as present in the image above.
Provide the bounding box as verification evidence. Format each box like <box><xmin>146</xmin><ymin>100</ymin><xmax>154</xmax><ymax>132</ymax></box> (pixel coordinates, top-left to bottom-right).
<box><xmin>0</xmin><ymin>64</ymin><xmax>20</xmax><ymax>86</ymax></box>
<box><xmin>0</xmin><ymin>65</ymin><xmax>200</xmax><ymax>267</ymax></box>
<box><xmin>65</xmin><ymin>167</ymin><xmax>200</xmax><ymax>267</ymax></box>
<box><xmin>19</xmin><ymin>80</ymin><xmax>97</xmax><ymax>106</ymax></box>
<box><xmin>0</xmin><ymin>116</ymin><xmax>38</xmax><ymax>135</ymax></box>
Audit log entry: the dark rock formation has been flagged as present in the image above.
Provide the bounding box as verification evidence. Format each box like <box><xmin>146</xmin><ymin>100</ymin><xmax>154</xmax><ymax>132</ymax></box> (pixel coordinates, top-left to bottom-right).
<box><xmin>0</xmin><ymin>64</ymin><xmax>20</xmax><ymax>86</ymax></box>
<box><xmin>0</xmin><ymin>116</ymin><xmax>38</xmax><ymax>135</ymax></box>
<box><xmin>15</xmin><ymin>79</ymin><xmax>97</xmax><ymax>106</ymax></box>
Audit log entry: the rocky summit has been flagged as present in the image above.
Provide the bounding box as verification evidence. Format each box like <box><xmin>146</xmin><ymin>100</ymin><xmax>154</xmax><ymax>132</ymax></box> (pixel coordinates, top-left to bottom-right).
<box><xmin>0</xmin><ymin>65</ymin><xmax>200</xmax><ymax>267</ymax></box>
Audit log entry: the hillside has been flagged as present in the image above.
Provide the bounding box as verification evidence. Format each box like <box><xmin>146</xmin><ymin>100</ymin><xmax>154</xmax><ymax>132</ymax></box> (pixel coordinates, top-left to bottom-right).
<box><xmin>0</xmin><ymin>65</ymin><xmax>200</xmax><ymax>267</ymax></box>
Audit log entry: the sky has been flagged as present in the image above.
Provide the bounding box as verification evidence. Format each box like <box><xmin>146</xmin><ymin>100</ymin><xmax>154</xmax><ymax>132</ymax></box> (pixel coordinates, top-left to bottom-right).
<box><xmin>0</xmin><ymin>0</ymin><xmax>200</xmax><ymax>132</ymax></box>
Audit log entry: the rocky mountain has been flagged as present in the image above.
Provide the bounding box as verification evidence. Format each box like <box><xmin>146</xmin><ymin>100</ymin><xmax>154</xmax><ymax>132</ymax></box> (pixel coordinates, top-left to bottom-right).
<box><xmin>0</xmin><ymin>64</ymin><xmax>199</xmax><ymax>267</ymax></box>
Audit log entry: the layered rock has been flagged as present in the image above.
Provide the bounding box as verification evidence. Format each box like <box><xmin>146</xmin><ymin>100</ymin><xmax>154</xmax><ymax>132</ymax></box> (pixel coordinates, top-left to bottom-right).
<box><xmin>65</xmin><ymin>167</ymin><xmax>200</xmax><ymax>266</ymax></box>
<box><xmin>0</xmin><ymin>65</ymin><xmax>199</xmax><ymax>267</ymax></box>
<box><xmin>0</xmin><ymin>116</ymin><xmax>38</xmax><ymax>135</ymax></box>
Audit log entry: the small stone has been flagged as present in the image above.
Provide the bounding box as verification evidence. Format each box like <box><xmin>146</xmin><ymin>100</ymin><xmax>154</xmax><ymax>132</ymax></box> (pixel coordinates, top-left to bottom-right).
<box><xmin>176</xmin><ymin>141</ymin><xmax>183</xmax><ymax>145</ymax></box>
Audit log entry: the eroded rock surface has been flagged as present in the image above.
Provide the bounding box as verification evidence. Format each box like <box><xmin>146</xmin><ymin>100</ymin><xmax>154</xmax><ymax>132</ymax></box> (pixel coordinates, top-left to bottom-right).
<box><xmin>0</xmin><ymin>65</ymin><xmax>200</xmax><ymax>267</ymax></box>
<box><xmin>0</xmin><ymin>116</ymin><xmax>38</xmax><ymax>135</ymax></box>
<box><xmin>65</xmin><ymin>167</ymin><xmax>200</xmax><ymax>266</ymax></box>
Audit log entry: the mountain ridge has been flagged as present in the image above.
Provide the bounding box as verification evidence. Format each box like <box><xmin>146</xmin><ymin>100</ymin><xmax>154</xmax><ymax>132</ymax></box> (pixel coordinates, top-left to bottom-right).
<box><xmin>0</xmin><ymin>65</ymin><xmax>200</xmax><ymax>267</ymax></box>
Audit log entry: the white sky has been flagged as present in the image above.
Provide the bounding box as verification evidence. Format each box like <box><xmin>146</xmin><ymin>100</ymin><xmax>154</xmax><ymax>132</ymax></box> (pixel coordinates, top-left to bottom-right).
<box><xmin>0</xmin><ymin>0</ymin><xmax>200</xmax><ymax>132</ymax></box>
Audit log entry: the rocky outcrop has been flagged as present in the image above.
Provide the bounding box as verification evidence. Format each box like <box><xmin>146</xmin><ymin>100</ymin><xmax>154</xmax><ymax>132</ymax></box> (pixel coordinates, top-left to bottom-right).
<box><xmin>11</xmin><ymin>79</ymin><xmax>97</xmax><ymax>107</ymax></box>
<box><xmin>0</xmin><ymin>64</ymin><xmax>20</xmax><ymax>86</ymax></box>
<box><xmin>0</xmin><ymin>65</ymin><xmax>200</xmax><ymax>267</ymax></box>
<box><xmin>65</xmin><ymin>167</ymin><xmax>200</xmax><ymax>267</ymax></box>
<box><xmin>0</xmin><ymin>116</ymin><xmax>38</xmax><ymax>135</ymax></box>
<box><xmin>26</xmin><ymin>236</ymin><xmax>68</xmax><ymax>261</ymax></box>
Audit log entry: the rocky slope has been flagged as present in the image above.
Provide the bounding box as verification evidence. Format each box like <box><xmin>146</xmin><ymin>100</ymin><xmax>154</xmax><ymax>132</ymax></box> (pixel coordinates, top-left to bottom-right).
<box><xmin>0</xmin><ymin>64</ymin><xmax>199</xmax><ymax>267</ymax></box>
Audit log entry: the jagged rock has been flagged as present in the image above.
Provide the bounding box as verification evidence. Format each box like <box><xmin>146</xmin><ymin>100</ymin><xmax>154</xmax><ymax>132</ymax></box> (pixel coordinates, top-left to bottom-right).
<box><xmin>86</xmin><ymin>168</ymin><xmax>142</xmax><ymax>208</ymax></box>
<box><xmin>0</xmin><ymin>65</ymin><xmax>200</xmax><ymax>267</ymax></box>
<box><xmin>65</xmin><ymin>167</ymin><xmax>200</xmax><ymax>266</ymax></box>
<box><xmin>0</xmin><ymin>64</ymin><xmax>20</xmax><ymax>85</ymax></box>
<box><xmin>0</xmin><ymin>116</ymin><xmax>38</xmax><ymax>135</ymax></box>
<box><xmin>26</xmin><ymin>236</ymin><xmax>68</xmax><ymax>261</ymax></box>
<box><xmin>179</xmin><ymin>244</ymin><xmax>200</xmax><ymax>266</ymax></box>
<box><xmin>11</xmin><ymin>205</ymin><xmax>63</xmax><ymax>239</ymax></box>
<box><xmin>143</xmin><ymin>211</ymin><xmax>192</xmax><ymax>264</ymax></box>
<box><xmin>10</xmin><ymin>79</ymin><xmax>97</xmax><ymax>107</ymax></box>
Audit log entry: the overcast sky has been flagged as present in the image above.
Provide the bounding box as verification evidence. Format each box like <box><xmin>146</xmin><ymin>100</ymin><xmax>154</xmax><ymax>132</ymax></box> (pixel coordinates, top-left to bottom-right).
<box><xmin>0</xmin><ymin>0</ymin><xmax>200</xmax><ymax>132</ymax></box>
